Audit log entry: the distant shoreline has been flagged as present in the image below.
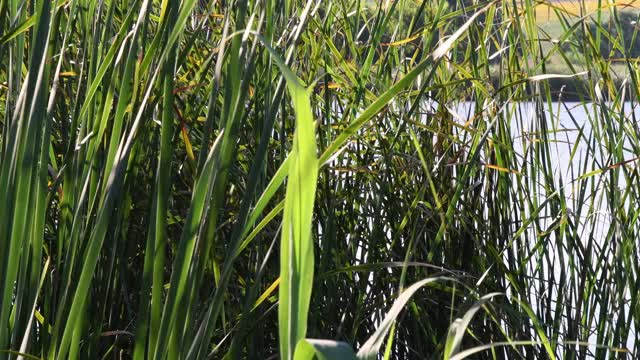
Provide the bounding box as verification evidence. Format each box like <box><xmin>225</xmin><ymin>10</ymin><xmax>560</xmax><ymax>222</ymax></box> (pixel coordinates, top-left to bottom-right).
<box><xmin>487</xmin><ymin>75</ymin><xmax>634</xmax><ymax>101</ymax></box>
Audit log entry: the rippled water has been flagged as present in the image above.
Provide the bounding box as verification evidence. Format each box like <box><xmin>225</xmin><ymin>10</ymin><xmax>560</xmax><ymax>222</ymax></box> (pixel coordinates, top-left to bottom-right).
<box><xmin>452</xmin><ymin>101</ymin><xmax>640</xmax><ymax>355</ymax></box>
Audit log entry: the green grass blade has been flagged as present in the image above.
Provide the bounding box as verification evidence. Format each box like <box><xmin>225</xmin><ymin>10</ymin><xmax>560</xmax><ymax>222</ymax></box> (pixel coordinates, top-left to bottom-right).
<box><xmin>259</xmin><ymin>40</ymin><xmax>320</xmax><ymax>360</ymax></box>
<box><xmin>357</xmin><ymin>277</ymin><xmax>451</xmax><ymax>360</ymax></box>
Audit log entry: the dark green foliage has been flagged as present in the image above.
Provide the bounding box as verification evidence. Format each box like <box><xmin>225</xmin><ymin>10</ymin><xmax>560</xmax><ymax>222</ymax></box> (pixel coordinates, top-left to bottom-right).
<box><xmin>564</xmin><ymin>10</ymin><xmax>640</xmax><ymax>59</ymax></box>
<box><xmin>595</xmin><ymin>11</ymin><xmax>640</xmax><ymax>58</ymax></box>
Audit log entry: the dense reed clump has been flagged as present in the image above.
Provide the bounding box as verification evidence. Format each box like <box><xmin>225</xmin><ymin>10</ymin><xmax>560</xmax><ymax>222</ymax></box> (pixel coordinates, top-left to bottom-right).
<box><xmin>1</xmin><ymin>0</ymin><xmax>640</xmax><ymax>358</ymax></box>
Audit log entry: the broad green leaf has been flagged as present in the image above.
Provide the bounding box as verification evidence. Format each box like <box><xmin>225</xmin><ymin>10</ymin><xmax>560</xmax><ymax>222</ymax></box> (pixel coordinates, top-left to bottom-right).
<box><xmin>295</xmin><ymin>339</ymin><xmax>358</xmax><ymax>360</ymax></box>
<box><xmin>259</xmin><ymin>38</ymin><xmax>320</xmax><ymax>360</ymax></box>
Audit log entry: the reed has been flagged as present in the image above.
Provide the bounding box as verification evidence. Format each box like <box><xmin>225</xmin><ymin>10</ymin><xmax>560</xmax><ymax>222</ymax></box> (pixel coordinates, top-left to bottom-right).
<box><xmin>0</xmin><ymin>0</ymin><xmax>639</xmax><ymax>358</ymax></box>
